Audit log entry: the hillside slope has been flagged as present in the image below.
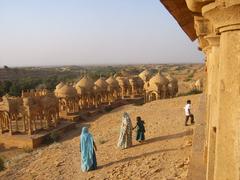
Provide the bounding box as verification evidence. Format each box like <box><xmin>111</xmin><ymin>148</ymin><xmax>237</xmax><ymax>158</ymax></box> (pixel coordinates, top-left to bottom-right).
<box><xmin>0</xmin><ymin>95</ymin><xmax>201</xmax><ymax>180</ymax></box>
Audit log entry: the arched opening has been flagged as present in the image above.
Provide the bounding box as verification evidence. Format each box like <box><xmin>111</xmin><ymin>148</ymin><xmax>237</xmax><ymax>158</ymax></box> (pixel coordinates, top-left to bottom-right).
<box><xmin>151</xmin><ymin>92</ymin><xmax>157</xmax><ymax>101</ymax></box>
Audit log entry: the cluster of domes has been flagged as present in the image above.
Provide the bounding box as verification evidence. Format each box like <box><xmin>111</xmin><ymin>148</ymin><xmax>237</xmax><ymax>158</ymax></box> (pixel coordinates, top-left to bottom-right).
<box><xmin>143</xmin><ymin>70</ymin><xmax>178</xmax><ymax>101</ymax></box>
<box><xmin>54</xmin><ymin>69</ymin><xmax>178</xmax><ymax>105</ymax></box>
<box><xmin>55</xmin><ymin>75</ymin><xmax>121</xmax><ymax>98</ymax></box>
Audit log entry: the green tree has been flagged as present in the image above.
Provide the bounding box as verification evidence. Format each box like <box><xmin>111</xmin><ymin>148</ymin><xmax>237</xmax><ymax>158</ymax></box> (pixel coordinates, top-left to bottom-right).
<box><xmin>9</xmin><ymin>82</ymin><xmax>21</xmax><ymax>96</ymax></box>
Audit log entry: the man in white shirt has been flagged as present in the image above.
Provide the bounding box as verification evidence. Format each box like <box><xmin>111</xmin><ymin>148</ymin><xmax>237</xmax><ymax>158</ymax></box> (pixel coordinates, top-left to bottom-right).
<box><xmin>184</xmin><ymin>100</ymin><xmax>194</xmax><ymax>126</ymax></box>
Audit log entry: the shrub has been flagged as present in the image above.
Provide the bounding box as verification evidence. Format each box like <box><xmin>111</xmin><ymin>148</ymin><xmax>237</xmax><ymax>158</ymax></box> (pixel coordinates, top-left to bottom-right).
<box><xmin>104</xmin><ymin>106</ymin><xmax>113</xmax><ymax>112</ymax></box>
<box><xmin>187</xmin><ymin>89</ymin><xmax>203</xmax><ymax>95</ymax></box>
<box><xmin>43</xmin><ymin>132</ymin><xmax>60</xmax><ymax>145</ymax></box>
<box><xmin>184</xmin><ymin>78</ymin><xmax>192</xmax><ymax>82</ymax></box>
<box><xmin>188</xmin><ymin>73</ymin><xmax>194</xmax><ymax>78</ymax></box>
<box><xmin>23</xmin><ymin>146</ymin><xmax>33</xmax><ymax>153</ymax></box>
<box><xmin>98</xmin><ymin>139</ymin><xmax>107</xmax><ymax>144</ymax></box>
<box><xmin>178</xmin><ymin>89</ymin><xmax>203</xmax><ymax>97</ymax></box>
<box><xmin>50</xmin><ymin>131</ymin><xmax>60</xmax><ymax>142</ymax></box>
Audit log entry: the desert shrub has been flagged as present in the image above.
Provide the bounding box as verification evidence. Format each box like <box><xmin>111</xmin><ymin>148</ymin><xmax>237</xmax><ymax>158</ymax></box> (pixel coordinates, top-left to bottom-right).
<box><xmin>175</xmin><ymin>66</ymin><xmax>186</xmax><ymax>71</ymax></box>
<box><xmin>98</xmin><ymin>139</ymin><xmax>107</xmax><ymax>144</ymax></box>
<box><xmin>50</xmin><ymin>131</ymin><xmax>60</xmax><ymax>142</ymax></box>
<box><xmin>104</xmin><ymin>106</ymin><xmax>113</xmax><ymax>112</ymax></box>
<box><xmin>178</xmin><ymin>89</ymin><xmax>203</xmax><ymax>97</ymax></box>
<box><xmin>43</xmin><ymin>132</ymin><xmax>60</xmax><ymax>145</ymax></box>
<box><xmin>0</xmin><ymin>157</ymin><xmax>4</xmax><ymax>171</ymax></box>
<box><xmin>187</xmin><ymin>89</ymin><xmax>203</xmax><ymax>95</ymax></box>
<box><xmin>184</xmin><ymin>78</ymin><xmax>192</xmax><ymax>82</ymax></box>
<box><xmin>23</xmin><ymin>146</ymin><xmax>33</xmax><ymax>153</ymax></box>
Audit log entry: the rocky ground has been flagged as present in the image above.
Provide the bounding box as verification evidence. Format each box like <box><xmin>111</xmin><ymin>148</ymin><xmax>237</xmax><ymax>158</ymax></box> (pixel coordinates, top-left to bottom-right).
<box><xmin>0</xmin><ymin>94</ymin><xmax>201</xmax><ymax>180</ymax></box>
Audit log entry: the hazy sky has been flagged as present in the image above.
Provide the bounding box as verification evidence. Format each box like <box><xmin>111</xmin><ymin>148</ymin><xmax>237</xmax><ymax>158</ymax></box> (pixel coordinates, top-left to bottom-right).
<box><xmin>0</xmin><ymin>0</ymin><xmax>203</xmax><ymax>67</ymax></box>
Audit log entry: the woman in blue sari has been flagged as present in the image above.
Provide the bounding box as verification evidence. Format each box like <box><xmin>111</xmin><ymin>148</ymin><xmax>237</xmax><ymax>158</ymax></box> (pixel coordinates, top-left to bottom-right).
<box><xmin>80</xmin><ymin>127</ymin><xmax>97</xmax><ymax>172</ymax></box>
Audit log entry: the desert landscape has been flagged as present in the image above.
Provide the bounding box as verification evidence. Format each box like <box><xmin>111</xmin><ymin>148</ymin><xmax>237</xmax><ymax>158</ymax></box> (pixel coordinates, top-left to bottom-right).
<box><xmin>0</xmin><ymin>64</ymin><xmax>204</xmax><ymax>180</ymax></box>
<box><xmin>0</xmin><ymin>94</ymin><xmax>201</xmax><ymax>180</ymax></box>
<box><xmin>1</xmin><ymin>0</ymin><xmax>239</xmax><ymax>179</ymax></box>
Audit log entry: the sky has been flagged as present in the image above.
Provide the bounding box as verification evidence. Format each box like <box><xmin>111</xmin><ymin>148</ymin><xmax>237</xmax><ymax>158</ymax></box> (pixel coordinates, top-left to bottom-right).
<box><xmin>0</xmin><ymin>0</ymin><xmax>203</xmax><ymax>67</ymax></box>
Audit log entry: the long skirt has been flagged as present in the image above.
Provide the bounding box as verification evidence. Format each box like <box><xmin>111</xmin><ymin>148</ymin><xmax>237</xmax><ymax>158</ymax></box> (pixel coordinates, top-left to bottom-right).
<box><xmin>89</xmin><ymin>150</ymin><xmax>97</xmax><ymax>171</ymax></box>
<box><xmin>136</xmin><ymin>130</ymin><xmax>145</xmax><ymax>141</ymax></box>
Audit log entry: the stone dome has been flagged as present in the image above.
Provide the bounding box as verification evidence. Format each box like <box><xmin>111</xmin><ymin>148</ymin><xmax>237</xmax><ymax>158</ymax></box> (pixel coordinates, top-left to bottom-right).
<box><xmin>166</xmin><ymin>74</ymin><xmax>178</xmax><ymax>84</ymax></box>
<box><xmin>76</xmin><ymin>75</ymin><xmax>94</xmax><ymax>92</ymax></box>
<box><xmin>54</xmin><ymin>82</ymin><xmax>65</xmax><ymax>95</ymax></box>
<box><xmin>95</xmin><ymin>77</ymin><xmax>108</xmax><ymax>90</ymax></box>
<box><xmin>195</xmin><ymin>79</ymin><xmax>203</xmax><ymax>87</ymax></box>
<box><xmin>139</xmin><ymin>69</ymin><xmax>152</xmax><ymax>82</ymax></box>
<box><xmin>56</xmin><ymin>82</ymin><xmax>64</xmax><ymax>90</ymax></box>
<box><xmin>116</xmin><ymin>77</ymin><xmax>130</xmax><ymax>87</ymax></box>
<box><xmin>56</xmin><ymin>85</ymin><xmax>77</xmax><ymax>98</ymax></box>
<box><xmin>149</xmin><ymin>72</ymin><xmax>169</xmax><ymax>87</ymax></box>
<box><xmin>106</xmin><ymin>75</ymin><xmax>119</xmax><ymax>88</ymax></box>
<box><xmin>129</xmin><ymin>76</ymin><xmax>143</xmax><ymax>86</ymax></box>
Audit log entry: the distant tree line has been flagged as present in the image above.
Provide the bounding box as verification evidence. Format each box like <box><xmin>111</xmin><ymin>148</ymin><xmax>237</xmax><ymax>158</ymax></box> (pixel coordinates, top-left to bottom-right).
<box><xmin>0</xmin><ymin>74</ymin><xmax>77</xmax><ymax>97</ymax></box>
<box><xmin>0</xmin><ymin>65</ymin><xmax>141</xmax><ymax>97</ymax></box>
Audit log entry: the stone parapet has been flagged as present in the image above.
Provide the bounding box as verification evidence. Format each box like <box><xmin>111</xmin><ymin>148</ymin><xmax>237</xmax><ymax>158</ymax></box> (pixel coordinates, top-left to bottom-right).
<box><xmin>187</xmin><ymin>94</ymin><xmax>207</xmax><ymax>180</ymax></box>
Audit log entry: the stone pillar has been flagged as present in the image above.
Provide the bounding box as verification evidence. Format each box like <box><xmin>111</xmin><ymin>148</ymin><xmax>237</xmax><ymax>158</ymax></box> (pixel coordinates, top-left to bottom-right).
<box><xmin>203</xmin><ymin>2</ymin><xmax>240</xmax><ymax>179</ymax></box>
<box><xmin>194</xmin><ymin>16</ymin><xmax>212</xmax><ymax>166</ymax></box>
<box><xmin>205</xmin><ymin>34</ymin><xmax>220</xmax><ymax>180</ymax></box>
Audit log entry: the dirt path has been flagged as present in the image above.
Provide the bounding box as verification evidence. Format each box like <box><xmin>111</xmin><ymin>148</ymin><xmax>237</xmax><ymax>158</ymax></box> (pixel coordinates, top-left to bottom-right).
<box><xmin>0</xmin><ymin>94</ymin><xmax>201</xmax><ymax>180</ymax></box>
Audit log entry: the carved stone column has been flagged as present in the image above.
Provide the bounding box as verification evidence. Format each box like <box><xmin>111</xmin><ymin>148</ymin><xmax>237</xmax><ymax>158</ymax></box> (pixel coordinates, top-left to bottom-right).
<box><xmin>194</xmin><ymin>16</ymin><xmax>213</xmax><ymax>166</ymax></box>
<box><xmin>204</xmin><ymin>34</ymin><xmax>220</xmax><ymax>180</ymax></box>
<box><xmin>203</xmin><ymin>2</ymin><xmax>240</xmax><ymax>179</ymax></box>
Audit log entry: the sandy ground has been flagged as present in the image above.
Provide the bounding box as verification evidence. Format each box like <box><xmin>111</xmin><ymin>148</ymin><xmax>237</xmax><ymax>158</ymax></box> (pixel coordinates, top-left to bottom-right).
<box><xmin>0</xmin><ymin>94</ymin><xmax>201</xmax><ymax>180</ymax></box>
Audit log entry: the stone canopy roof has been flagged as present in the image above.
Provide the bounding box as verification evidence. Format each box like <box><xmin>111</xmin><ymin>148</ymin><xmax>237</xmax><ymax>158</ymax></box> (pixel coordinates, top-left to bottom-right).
<box><xmin>160</xmin><ymin>0</ymin><xmax>197</xmax><ymax>41</ymax></box>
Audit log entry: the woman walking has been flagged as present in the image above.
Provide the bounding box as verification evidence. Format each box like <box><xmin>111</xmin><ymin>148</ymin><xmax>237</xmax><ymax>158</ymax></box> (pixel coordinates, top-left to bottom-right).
<box><xmin>80</xmin><ymin>127</ymin><xmax>97</xmax><ymax>172</ymax></box>
<box><xmin>117</xmin><ymin>112</ymin><xmax>133</xmax><ymax>149</ymax></box>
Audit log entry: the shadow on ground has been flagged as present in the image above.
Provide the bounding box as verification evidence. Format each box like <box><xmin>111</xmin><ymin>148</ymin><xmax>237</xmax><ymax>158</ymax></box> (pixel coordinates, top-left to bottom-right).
<box><xmin>132</xmin><ymin>130</ymin><xmax>193</xmax><ymax>148</ymax></box>
<box><xmin>99</xmin><ymin>148</ymin><xmax>178</xmax><ymax>169</ymax></box>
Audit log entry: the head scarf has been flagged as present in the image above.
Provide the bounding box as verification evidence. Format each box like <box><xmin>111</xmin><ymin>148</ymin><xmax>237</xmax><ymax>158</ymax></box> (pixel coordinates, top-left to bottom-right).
<box><xmin>80</xmin><ymin>127</ymin><xmax>94</xmax><ymax>172</ymax></box>
<box><xmin>117</xmin><ymin>112</ymin><xmax>132</xmax><ymax>148</ymax></box>
<box><xmin>122</xmin><ymin>112</ymin><xmax>132</xmax><ymax>128</ymax></box>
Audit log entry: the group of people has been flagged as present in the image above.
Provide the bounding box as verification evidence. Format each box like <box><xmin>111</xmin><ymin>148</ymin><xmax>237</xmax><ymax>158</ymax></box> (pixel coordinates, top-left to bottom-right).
<box><xmin>79</xmin><ymin>112</ymin><xmax>146</xmax><ymax>172</ymax></box>
<box><xmin>79</xmin><ymin>99</ymin><xmax>195</xmax><ymax>172</ymax></box>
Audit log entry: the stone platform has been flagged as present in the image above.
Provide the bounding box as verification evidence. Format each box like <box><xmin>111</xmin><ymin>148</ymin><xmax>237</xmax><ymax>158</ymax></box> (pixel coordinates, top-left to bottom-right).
<box><xmin>60</xmin><ymin>114</ymin><xmax>81</xmax><ymax>122</ymax></box>
<box><xmin>187</xmin><ymin>94</ymin><xmax>207</xmax><ymax>180</ymax></box>
<box><xmin>0</xmin><ymin>121</ymin><xmax>76</xmax><ymax>149</ymax></box>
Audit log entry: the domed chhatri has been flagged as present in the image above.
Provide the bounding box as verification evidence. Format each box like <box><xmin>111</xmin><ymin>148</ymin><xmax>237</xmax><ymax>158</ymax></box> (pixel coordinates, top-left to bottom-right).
<box><xmin>149</xmin><ymin>71</ymin><xmax>169</xmax><ymax>87</ymax></box>
<box><xmin>94</xmin><ymin>77</ymin><xmax>109</xmax><ymax>106</ymax></box>
<box><xmin>56</xmin><ymin>82</ymin><xmax>65</xmax><ymax>90</ymax></box>
<box><xmin>166</xmin><ymin>74</ymin><xmax>178</xmax><ymax>98</ymax></box>
<box><xmin>56</xmin><ymin>84</ymin><xmax>78</xmax><ymax>98</ymax></box>
<box><xmin>129</xmin><ymin>76</ymin><xmax>144</xmax><ymax>98</ymax></box>
<box><xmin>55</xmin><ymin>84</ymin><xmax>79</xmax><ymax>118</ymax></box>
<box><xmin>144</xmin><ymin>71</ymin><xmax>177</xmax><ymax>102</ymax></box>
<box><xmin>139</xmin><ymin>69</ymin><xmax>152</xmax><ymax>82</ymax></box>
<box><xmin>116</xmin><ymin>77</ymin><xmax>131</xmax><ymax>98</ymax></box>
<box><xmin>106</xmin><ymin>75</ymin><xmax>121</xmax><ymax>103</ymax></box>
<box><xmin>95</xmin><ymin>77</ymin><xmax>108</xmax><ymax>91</ymax></box>
<box><xmin>106</xmin><ymin>75</ymin><xmax>120</xmax><ymax>89</ymax></box>
<box><xmin>166</xmin><ymin>74</ymin><xmax>177</xmax><ymax>84</ymax></box>
<box><xmin>54</xmin><ymin>82</ymin><xmax>65</xmax><ymax>95</ymax></box>
<box><xmin>76</xmin><ymin>75</ymin><xmax>94</xmax><ymax>92</ymax></box>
